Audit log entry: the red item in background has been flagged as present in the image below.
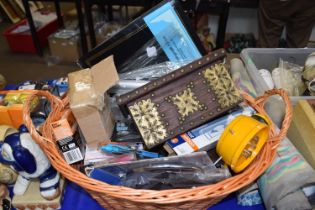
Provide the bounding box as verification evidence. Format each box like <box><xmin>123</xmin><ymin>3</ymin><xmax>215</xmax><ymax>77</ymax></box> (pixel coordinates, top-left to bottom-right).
<box><xmin>3</xmin><ymin>18</ymin><xmax>58</xmax><ymax>54</ymax></box>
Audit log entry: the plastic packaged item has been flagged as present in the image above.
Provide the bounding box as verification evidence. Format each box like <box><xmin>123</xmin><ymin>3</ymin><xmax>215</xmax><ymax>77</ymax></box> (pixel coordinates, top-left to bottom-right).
<box><xmin>109</xmin><ymin>80</ymin><xmax>149</xmax><ymax>96</ymax></box>
<box><xmin>78</xmin><ymin>0</ymin><xmax>206</xmax><ymax>72</ymax></box>
<box><xmin>117</xmin><ymin>38</ymin><xmax>168</xmax><ymax>73</ymax></box>
<box><xmin>108</xmin><ymin>142</ymin><xmax>144</xmax><ymax>151</ymax></box>
<box><xmin>258</xmin><ymin>69</ymin><xmax>274</xmax><ymax>90</ymax></box>
<box><xmin>110</xmin><ymin>96</ymin><xmax>128</xmax><ymax>122</ymax></box>
<box><xmin>110</xmin><ymin>98</ymin><xmax>142</xmax><ymax>142</ymax></box>
<box><xmin>278</xmin><ymin>58</ymin><xmax>305</xmax><ymax>96</ymax></box>
<box><xmin>109</xmin><ymin>96</ymin><xmax>143</xmax><ymax>142</ymax></box>
<box><xmin>101</xmin><ymin>144</ymin><xmax>161</xmax><ymax>159</ymax></box>
<box><xmin>119</xmin><ymin>60</ymin><xmax>193</xmax><ymax>80</ymax></box>
<box><xmin>110</xmin><ymin>61</ymin><xmax>193</xmax><ymax>96</ymax></box>
<box><xmin>84</xmin><ymin>148</ymin><xmax>137</xmax><ymax>167</ymax></box>
<box><xmin>86</xmin><ymin>152</ymin><xmax>230</xmax><ymax>190</ymax></box>
<box><xmin>117</xmin><ymin>46</ymin><xmax>194</xmax><ymax>73</ymax></box>
<box><xmin>112</xmin><ymin>122</ymin><xmax>142</xmax><ymax>142</ymax></box>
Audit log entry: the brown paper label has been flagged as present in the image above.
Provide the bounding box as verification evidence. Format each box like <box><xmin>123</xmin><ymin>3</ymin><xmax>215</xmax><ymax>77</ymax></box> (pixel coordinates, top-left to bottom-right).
<box><xmin>51</xmin><ymin>119</ymin><xmax>73</xmax><ymax>141</ymax></box>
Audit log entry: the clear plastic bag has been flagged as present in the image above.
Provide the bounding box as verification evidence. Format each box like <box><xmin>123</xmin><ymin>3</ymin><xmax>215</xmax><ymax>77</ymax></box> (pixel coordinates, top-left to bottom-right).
<box><xmin>119</xmin><ymin>60</ymin><xmax>193</xmax><ymax>80</ymax></box>
<box><xmin>109</xmin><ymin>60</ymin><xmax>193</xmax><ymax>96</ymax></box>
<box><xmin>109</xmin><ymin>80</ymin><xmax>149</xmax><ymax>96</ymax></box>
<box><xmin>277</xmin><ymin>58</ymin><xmax>305</xmax><ymax>96</ymax></box>
<box><xmin>86</xmin><ymin>152</ymin><xmax>230</xmax><ymax>190</ymax></box>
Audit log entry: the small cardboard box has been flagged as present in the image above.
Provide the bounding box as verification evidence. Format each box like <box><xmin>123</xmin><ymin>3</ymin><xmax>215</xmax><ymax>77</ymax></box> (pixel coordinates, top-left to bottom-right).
<box><xmin>48</xmin><ymin>30</ymin><xmax>81</xmax><ymax>62</ymax></box>
<box><xmin>51</xmin><ymin>110</ymin><xmax>85</xmax><ymax>164</ymax></box>
<box><xmin>68</xmin><ymin>56</ymin><xmax>119</xmax><ymax>149</ymax></box>
<box><xmin>287</xmin><ymin>100</ymin><xmax>315</xmax><ymax>169</ymax></box>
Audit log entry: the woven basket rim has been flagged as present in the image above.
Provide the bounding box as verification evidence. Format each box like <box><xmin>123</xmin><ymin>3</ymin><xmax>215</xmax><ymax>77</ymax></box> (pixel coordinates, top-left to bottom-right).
<box><xmin>14</xmin><ymin>89</ymin><xmax>292</xmax><ymax>205</ymax></box>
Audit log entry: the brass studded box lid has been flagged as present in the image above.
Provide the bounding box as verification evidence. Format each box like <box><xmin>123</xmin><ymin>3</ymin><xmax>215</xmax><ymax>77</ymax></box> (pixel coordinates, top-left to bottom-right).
<box><xmin>117</xmin><ymin>49</ymin><xmax>243</xmax><ymax>148</ymax></box>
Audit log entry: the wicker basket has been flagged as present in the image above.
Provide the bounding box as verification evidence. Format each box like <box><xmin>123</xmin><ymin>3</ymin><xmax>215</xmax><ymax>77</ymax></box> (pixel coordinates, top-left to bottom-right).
<box><xmin>18</xmin><ymin>89</ymin><xmax>291</xmax><ymax>210</ymax></box>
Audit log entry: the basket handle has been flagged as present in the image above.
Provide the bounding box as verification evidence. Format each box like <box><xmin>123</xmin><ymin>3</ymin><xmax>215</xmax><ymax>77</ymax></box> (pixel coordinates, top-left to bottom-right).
<box><xmin>241</xmin><ymin>88</ymin><xmax>292</xmax><ymax>149</ymax></box>
<box><xmin>21</xmin><ymin>90</ymin><xmax>67</xmax><ymax>147</ymax></box>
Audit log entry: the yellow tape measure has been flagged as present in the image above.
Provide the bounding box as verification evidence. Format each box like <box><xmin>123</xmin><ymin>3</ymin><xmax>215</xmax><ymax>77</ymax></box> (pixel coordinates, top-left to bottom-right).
<box><xmin>216</xmin><ymin>114</ymin><xmax>270</xmax><ymax>173</ymax></box>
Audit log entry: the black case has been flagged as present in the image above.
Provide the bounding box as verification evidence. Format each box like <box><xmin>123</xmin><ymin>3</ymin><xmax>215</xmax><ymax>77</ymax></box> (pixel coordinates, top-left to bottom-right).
<box><xmin>78</xmin><ymin>0</ymin><xmax>206</xmax><ymax>72</ymax></box>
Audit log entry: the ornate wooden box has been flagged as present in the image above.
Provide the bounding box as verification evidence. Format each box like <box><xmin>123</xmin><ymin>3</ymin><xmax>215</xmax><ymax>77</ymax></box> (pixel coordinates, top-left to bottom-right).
<box><xmin>117</xmin><ymin>49</ymin><xmax>242</xmax><ymax>148</ymax></box>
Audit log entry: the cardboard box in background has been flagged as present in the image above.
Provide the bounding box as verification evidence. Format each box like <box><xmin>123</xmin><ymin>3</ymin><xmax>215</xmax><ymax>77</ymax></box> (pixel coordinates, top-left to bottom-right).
<box><xmin>288</xmin><ymin>100</ymin><xmax>315</xmax><ymax>169</ymax></box>
<box><xmin>48</xmin><ymin>30</ymin><xmax>81</xmax><ymax>63</ymax></box>
<box><xmin>68</xmin><ymin>56</ymin><xmax>119</xmax><ymax>149</ymax></box>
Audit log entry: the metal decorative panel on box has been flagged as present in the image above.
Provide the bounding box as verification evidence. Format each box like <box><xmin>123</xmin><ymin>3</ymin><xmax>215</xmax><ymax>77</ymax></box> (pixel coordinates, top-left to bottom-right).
<box><xmin>117</xmin><ymin>49</ymin><xmax>242</xmax><ymax>148</ymax></box>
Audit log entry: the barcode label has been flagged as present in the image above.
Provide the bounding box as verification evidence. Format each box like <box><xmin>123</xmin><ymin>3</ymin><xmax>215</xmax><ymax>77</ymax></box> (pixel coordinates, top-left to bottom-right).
<box><xmin>63</xmin><ymin>148</ymin><xmax>83</xmax><ymax>164</ymax></box>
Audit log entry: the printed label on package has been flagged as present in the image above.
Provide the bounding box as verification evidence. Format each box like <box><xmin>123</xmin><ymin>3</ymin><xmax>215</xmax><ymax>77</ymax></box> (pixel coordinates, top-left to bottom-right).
<box><xmin>144</xmin><ymin>2</ymin><xmax>202</xmax><ymax>62</ymax></box>
<box><xmin>51</xmin><ymin>119</ymin><xmax>83</xmax><ymax>164</ymax></box>
<box><xmin>57</xmin><ymin>136</ymin><xmax>83</xmax><ymax>164</ymax></box>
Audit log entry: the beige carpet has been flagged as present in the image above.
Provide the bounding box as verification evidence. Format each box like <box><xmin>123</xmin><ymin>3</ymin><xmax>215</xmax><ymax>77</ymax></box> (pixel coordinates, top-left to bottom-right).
<box><xmin>0</xmin><ymin>22</ymin><xmax>77</xmax><ymax>85</ymax></box>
